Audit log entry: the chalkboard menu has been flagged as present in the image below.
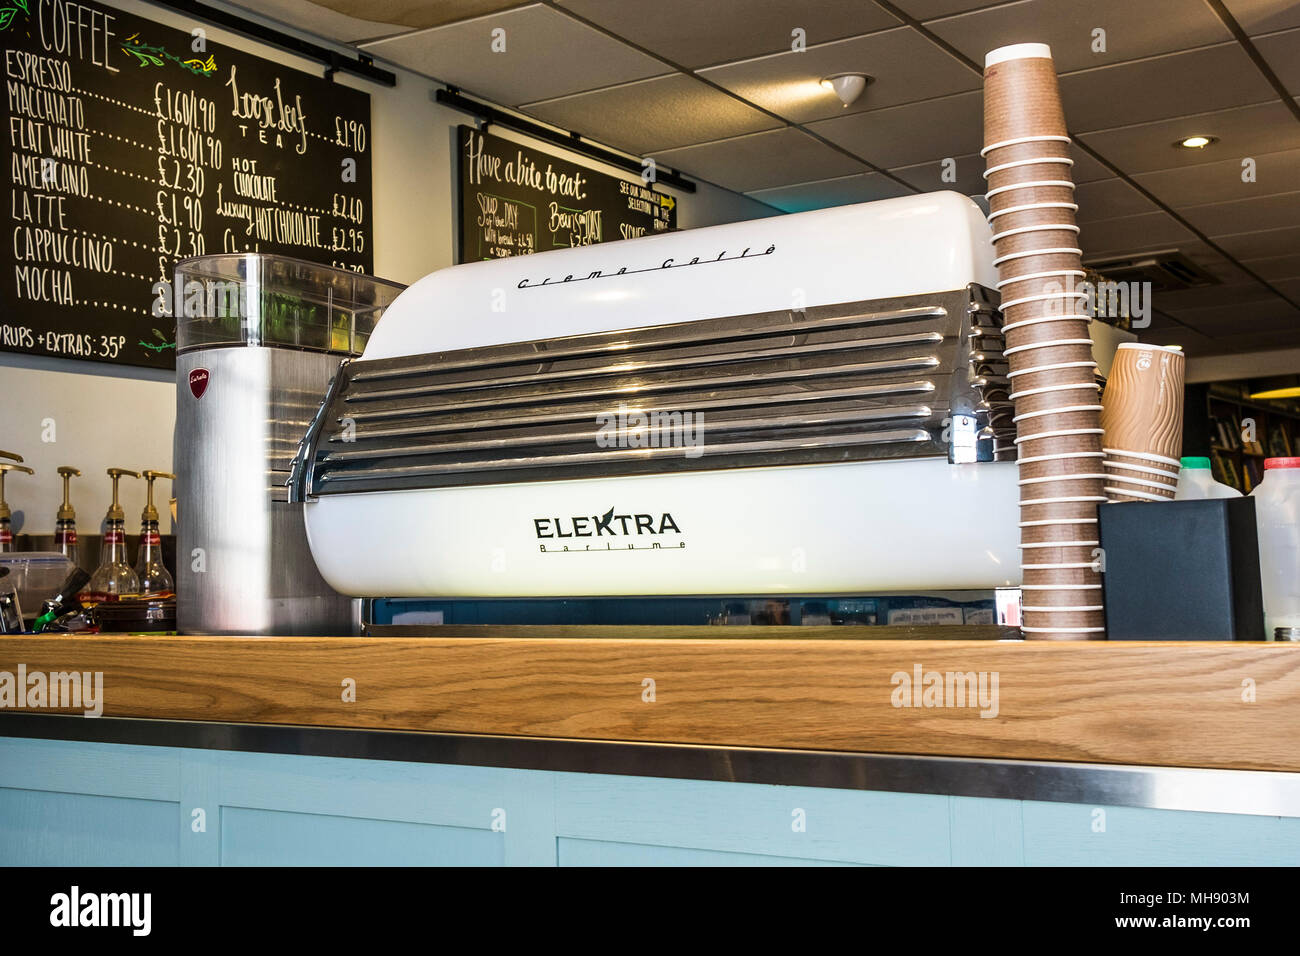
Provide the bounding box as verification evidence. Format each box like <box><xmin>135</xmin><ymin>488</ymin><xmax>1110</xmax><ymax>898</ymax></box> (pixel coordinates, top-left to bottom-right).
<box><xmin>0</xmin><ymin>0</ymin><xmax>372</xmax><ymax>369</ymax></box>
<box><xmin>458</xmin><ymin>125</ymin><xmax>675</xmax><ymax>263</ymax></box>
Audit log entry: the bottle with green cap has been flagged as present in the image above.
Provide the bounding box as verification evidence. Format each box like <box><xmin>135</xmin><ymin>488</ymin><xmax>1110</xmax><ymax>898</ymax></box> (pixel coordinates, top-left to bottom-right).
<box><xmin>1174</xmin><ymin>456</ymin><xmax>1241</xmax><ymax>500</ymax></box>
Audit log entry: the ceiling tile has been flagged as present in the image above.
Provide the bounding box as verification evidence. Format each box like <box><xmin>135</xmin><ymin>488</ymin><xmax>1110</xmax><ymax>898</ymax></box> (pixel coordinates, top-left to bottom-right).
<box><xmin>892</xmin><ymin>0</ymin><xmax>1006</xmax><ymax>19</ymax></box>
<box><xmin>227</xmin><ymin>0</ymin><xmax>410</xmax><ymax>41</ymax></box>
<box><xmin>1214</xmin><ymin>224</ymin><xmax>1300</xmax><ymax>260</ymax></box>
<box><xmin>1156</xmin><ymin>281</ymin><xmax>1285</xmax><ymax>312</ymax></box>
<box><xmin>806</xmin><ymin>89</ymin><xmax>982</xmax><ymax>167</ymax></box>
<box><xmin>556</xmin><ymin>0</ymin><xmax>898</xmax><ymax>69</ymax></box>
<box><xmin>1254</xmin><ymin>28</ymin><xmax>1300</xmax><ymax>95</ymax></box>
<box><xmin>698</xmin><ymin>27</ymin><xmax>978</xmax><ymax>124</ymax></box>
<box><xmin>306</xmin><ymin>0</ymin><xmax>529</xmax><ymax>31</ymax></box>
<box><xmin>746</xmin><ymin>172</ymin><xmax>914</xmax><ymax>212</ymax></box>
<box><xmin>522</xmin><ymin>74</ymin><xmax>782</xmax><ymax>154</ymax></box>
<box><xmin>1078</xmin><ymin>102</ymin><xmax>1300</xmax><ymax>174</ymax></box>
<box><xmin>1271</xmin><ymin>277</ymin><xmax>1300</xmax><ymax>302</ymax></box>
<box><xmin>1173</xmin><ymin>240</ymin><xmax>1271</xmax><ymax>285</ymax></box>
<box><xmin>891</xmin><ymin>153</ymin><xmax>985</xmax><ymax>195</ymax></box>
<box><xmin>1074</xmin><ymin>178</ymin><xmax>1159</xmax><ymax>223</ymax></box>
<box><xmin>1178</xmin><ymin>191</ymin><xmax>1300</xmax><ymax>238</ymax></box>
<box><xmin>1059</xmin><ymin>44</ymin><xmax>1277</xmax><ymax>134</ymax></box>
<box><xmin>1220</xmin><ymin>0</ymin><xmax>1300</xmax><ymax>36</ymax></box>
<box><xmin>925</xmin><ymin>0</ymin><xmax>1231</xmax><ymax>74</ymax></box>
<box><xmin>1135</xmin><ymin>322</ymin><xmax>1217</xmax><ymax>356</ymax></box>
<box><xmin>1242</xmin><ymin>253</ymin><xmax>1300</xmax><ymax>280</ymax></box>
<box><xmin>360</xmin><ymin>5</ymin><xmax>669</xmax><ymax>105</ymax></box>
<box><xmin>1131</xmin><ymin>148</ymin><xmax>1300</xmax><ymax>207</ymax></box>
<box><xmin>1078</xmin><ymin>211</ymin><xmax>1195</xmax><ymax>258</ymax></box>
<box><xmin>809</xmin><ymin>96</ymin><xmax>1111</xmax><ymax>181</ymax></box>
<box><xmin>651</xmin><ymin>128</ymin><xmax>867</xmax><ymax>193</ymax></box>
<box><xmin>1174</xmin><ymin>298</ymin><xmax>1300</xmax><ymax>336</ymax></box>
<box><xmin>1068</xmin><ymin>143</ymin><xmax>1115</xmax><ymax>184</ymax></box>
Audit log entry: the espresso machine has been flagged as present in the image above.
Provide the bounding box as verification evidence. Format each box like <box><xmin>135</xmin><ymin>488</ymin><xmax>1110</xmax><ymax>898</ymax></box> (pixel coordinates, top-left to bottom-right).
<box><xmin>289</xmin><ymin>192</ymin><xmax>1130</xmax><ymax>613</ymax></box>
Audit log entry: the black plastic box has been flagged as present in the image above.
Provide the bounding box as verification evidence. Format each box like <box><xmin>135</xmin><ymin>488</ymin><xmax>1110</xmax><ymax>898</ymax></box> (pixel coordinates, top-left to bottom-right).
<box><xmin>1097</xmin><ymin>497</ymin><xmax>1265</xmax><ymax>641</ymax></box>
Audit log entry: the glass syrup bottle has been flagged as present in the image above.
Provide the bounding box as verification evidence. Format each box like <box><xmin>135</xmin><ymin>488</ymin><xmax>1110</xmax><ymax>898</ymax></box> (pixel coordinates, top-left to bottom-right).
<box><xmin>82</xmin><ymin>468</ymin><xmax>140</xmax><ymax>603</ymax></box>
<box><xmin>0</xmin><ymin>457</ymin><xmax>34</xmax><ymax>553</ymax></box>
<box><xmin>134</xmin><ymin>470</ymin><xmax>175</xmax><ymax>595</ymax></box>
<box><xmin>54</xmin><ymin>466</ymin><xmax>81</xmax><ymax>567</ymax></box>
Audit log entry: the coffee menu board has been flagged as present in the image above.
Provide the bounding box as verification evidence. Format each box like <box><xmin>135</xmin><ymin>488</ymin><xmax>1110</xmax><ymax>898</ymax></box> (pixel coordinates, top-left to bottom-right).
<box><xmin>458</xmin><ymin>124</ymin><xmax>676</xmax><ymax>263</ymax></box>
<box><xmin>0</xmin><ymin>0</ymin><xmax>372</xmax><ymax>369</ymax></box>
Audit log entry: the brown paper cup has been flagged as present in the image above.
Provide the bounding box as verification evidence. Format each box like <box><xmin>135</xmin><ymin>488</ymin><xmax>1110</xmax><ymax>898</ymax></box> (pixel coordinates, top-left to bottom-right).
<box><xmin>986</xmin><ymin>163</ymin><xmax>1079</xmax><ymax>196</ymax></box>
<box><xmin>1105</xmin><ymin>459</ymin><xmax>1179</xmax><ymax>487</ymax></box>
<box><xmin>1019</xmin><ymin>584</ymin><xmax>1103</xmax><ymax>608</ymax></box>
<box><xmin>984</xmin><ymin>44</ymin><xmax>1068</xmax><ymax>143</ymax></box>
<box><xmin>1008</xmin><ymin>372</ymin><xmax>1100</xmax><ymax>402</ymax></box>
<box><xmin>1100</xmin><ymin>344</ymin><xmax>1185</xmax><ymax>461</ymax></box>
<box><xmin>988</xmin><ymin>203</ymin><xmax>1079</xmax><ymax>235</ymax></box>
<box><xmin>1012</xmin><ymin>388</ymin><xmax>1102</xmax><ymax>419</ymax></box>
<box><xmin>1020</xmin><ymin>521</ymin><xmax>1102</xmax><ymax>548</ymax></box>
<box><xmin>992</xmin><ymin>225</ymin><xmax>1082</xmax><ymax>255</ymax></box>
<box><xmin>1017</xmin><ymin>454</ymin><xmax>1107</xmax><ymax>481</ymax></box>
<box><xmin>997</xmin><ymin>270</ymin><xmax>1086</xmax><ymax>302</ymax></box>
<box><xmin>1021</xmin><ymin>568</ymin><xmax>1103</xmax><ymax>593</ymax></box>
<box><xmin>1016</xmin><ymin>437</ymin><xmax>1106</xmax><ymax>463</ymax></box>
<box><xmin>1106</xmin><ymin>488</ymin><xmax>1173</xmax><ymax>503</ymax></box>
<box><xmin>988</xmin><ymin>183</ymin><xmax>1076</xmax><ymax>215</ymax></box>
<box><xmin>1007</xmin><ymin>337</ymin><xmax>1095</xmax><ymax>369</ymax></box>
<box><xmin>1017</xmin><ymin>411</ymin><xmax>1107</xmax><ymax>438</ymax></box>
<box><xmin>983</xmin><ymin>139</ymin><xmax>1072</xmax><ymax>168</ymax></box>
<box><xmin>996</xmin><ymin>251</ymin><xmax>1086</xmax><ymax>280</ymax></box>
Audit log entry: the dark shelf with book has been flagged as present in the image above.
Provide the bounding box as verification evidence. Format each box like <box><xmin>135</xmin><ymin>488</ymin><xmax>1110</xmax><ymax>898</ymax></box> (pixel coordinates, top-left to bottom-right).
<box><xmin>1194</xmin><ymin>384</ymin><xmax>1299</xmax><ymax>493</ymax></box>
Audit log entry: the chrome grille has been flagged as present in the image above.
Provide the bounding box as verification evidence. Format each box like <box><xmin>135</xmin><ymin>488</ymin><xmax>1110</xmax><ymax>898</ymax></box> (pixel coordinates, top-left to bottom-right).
<box><xmin>290</xmin><ymin>285</ymin><xmax>1010</xmax><ymax>499</ymax></box>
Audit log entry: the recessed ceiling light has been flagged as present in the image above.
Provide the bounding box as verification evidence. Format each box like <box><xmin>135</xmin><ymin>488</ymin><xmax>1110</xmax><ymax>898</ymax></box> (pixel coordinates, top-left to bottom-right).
<box><xmin>1175</xmin><ymin>135</ymin><xmax>1218</xmax><ymax>149</ymax></box>
<box><xmin>820</xmin><ymin>73</ymin><xmax>872</xmax><ymax>107</ymax></box>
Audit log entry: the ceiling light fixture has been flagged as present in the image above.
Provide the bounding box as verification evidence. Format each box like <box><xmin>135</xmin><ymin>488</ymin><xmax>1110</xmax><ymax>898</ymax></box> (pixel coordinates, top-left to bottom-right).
<box><xmin>820</xmin><ymin>73</ymin><xmax>872</xmax><ymax>108</ymax></box>
<box><xmin>1175</xmin><ymin>135</ymin><xmax>1218</xmax><ymax>149</ymax></box>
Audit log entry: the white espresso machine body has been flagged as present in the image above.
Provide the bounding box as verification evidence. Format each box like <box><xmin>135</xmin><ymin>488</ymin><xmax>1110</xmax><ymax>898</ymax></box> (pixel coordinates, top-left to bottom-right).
<box><xmin>293</xmin><ymin>193</ymin><xmax>1029</xmax><ymax>597</ymax></box>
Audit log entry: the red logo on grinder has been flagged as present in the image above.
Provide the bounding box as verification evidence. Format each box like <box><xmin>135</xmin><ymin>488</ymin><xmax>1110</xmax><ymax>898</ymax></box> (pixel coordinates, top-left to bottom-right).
<box><xmin>189</xmin><ymin>367</ymin><xmax>210</xmax><ymax>399</ymax></box>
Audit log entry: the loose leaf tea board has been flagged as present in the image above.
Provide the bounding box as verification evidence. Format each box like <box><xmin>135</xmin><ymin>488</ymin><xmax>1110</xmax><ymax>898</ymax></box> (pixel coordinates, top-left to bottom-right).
<box><xmin>458</xmin><ymin>124</ymin><xmax>676</xmax><ymax>263</ymax></box>
<box><xmin>0</xmin><ymin>0</ymin><xmax>373</xmax><ymax>368</ymax></box>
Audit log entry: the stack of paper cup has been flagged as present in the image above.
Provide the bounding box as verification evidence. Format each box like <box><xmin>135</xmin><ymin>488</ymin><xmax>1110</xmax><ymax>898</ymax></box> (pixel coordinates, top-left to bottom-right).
<box><xmin>1101</xmin><ymin>343</ymin><xmax>1185</xmax><ymax>501</ymax></box>
<box><xmin>983</xmin><ymin>43</ymin><xmax>1105</xmax><ymax>640</ymax></box>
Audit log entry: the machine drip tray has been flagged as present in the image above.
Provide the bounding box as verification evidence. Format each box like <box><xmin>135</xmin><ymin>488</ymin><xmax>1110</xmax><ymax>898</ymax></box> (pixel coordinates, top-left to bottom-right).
<box><xmin>362</xmin><ymin>622</ymin><xmax>1022</xmax><ymax>640</ymax></box>
<box><xmin>365</xmin><ymin>593</ymin><xmax>1020</xmax><ymax>640</ymax></box>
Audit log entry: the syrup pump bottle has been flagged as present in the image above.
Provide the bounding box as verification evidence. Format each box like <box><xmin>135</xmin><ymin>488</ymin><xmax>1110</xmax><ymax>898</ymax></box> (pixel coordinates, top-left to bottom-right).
<box><xmin>82</xmin><ymin>468</ymin><xmax>140</xmax><ymax>603</ymax></box>
<box><xmin>134</xmin><ymin>470</ymin><xmax>175</xmax><ymax>595</ymax></box>
<box><xmin>54</xmin><ymin>466</ymin><xmax>82</xmax><ymax>566</ymax></box>
<box><xmin>0</xmin><ymin>454</ymin><xmax>34</xmax><ymax>553</ymax></box>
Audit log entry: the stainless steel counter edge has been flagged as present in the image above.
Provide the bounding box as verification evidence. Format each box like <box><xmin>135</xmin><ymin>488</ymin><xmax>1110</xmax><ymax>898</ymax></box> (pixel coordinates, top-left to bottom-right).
<box><xmin>3</xmin><ymin>713</ymin><xmax>1297</xmax><ymax>818</ymax></box>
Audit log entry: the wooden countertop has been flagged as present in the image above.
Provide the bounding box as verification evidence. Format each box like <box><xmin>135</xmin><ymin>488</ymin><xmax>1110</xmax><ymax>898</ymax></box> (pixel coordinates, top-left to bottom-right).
<box><xmin>1</xmin><ymin>632</ymin><xmax>1298</xmax><ymax>772</ymax></box>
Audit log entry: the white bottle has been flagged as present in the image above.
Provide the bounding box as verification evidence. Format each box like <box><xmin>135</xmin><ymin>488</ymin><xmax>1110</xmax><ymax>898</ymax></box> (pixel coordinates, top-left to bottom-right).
<box><xmin>1250</xmin><ymin>458</ymin><xmax>1300</xmax><ymax>640</ymax></box>
<box><xmin>1175</xmin><ymin>456</ymin><xmax>1241</xmax><ymax>500</ymax></box>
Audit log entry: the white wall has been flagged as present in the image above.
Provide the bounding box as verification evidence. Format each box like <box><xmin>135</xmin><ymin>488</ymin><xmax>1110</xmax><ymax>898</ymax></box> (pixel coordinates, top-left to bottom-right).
<box><xmin>1187</xmin><ymin>348</ymin><xmax>1300</xmax><ymax>384</ymax></box>
<box><xmin>0</xmin><ymin>0</ymin><xmax>774</xmax><ymax>534</ymax></box>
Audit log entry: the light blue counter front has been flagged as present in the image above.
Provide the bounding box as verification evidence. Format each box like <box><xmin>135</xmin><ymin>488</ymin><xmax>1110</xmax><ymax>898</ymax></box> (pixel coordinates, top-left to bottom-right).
<box><xmin>3</xmin><ymin>735</ymin><xmax>1300</xmax><ymax>866</ymax></box>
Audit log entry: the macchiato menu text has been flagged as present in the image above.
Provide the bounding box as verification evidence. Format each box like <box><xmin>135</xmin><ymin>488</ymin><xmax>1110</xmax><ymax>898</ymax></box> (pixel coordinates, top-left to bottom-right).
<box><xmin>0</xmin><ymin>0</ymin><xmax>373</xmax><ymax>368</ymax></box>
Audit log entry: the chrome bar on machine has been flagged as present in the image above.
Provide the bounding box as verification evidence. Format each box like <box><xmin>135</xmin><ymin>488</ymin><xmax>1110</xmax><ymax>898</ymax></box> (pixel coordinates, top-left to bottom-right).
<box><xmin>290</xmin><ymin>284</ymin><xmax>1013</xmax><ymax>502</ymax></box>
